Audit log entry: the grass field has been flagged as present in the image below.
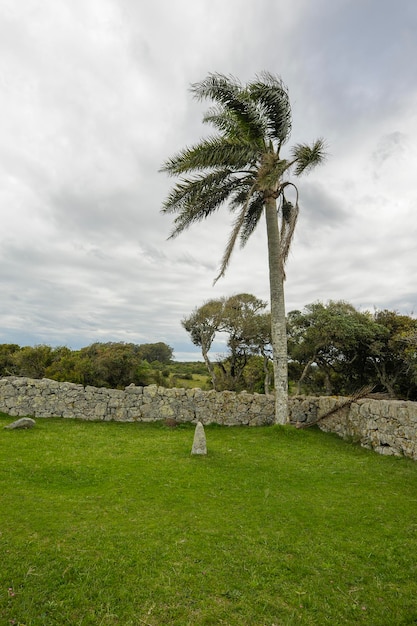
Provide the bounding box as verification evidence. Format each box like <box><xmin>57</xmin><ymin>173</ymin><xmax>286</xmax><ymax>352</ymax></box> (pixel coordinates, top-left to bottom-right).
<box><xmin>1</xmin><ymin>413</ymin><xmax>417</xmax><ymax>625</ymax></box>
<box><xmin>171</xmin><ymin>373</ymin><xmax>211</xmax><ymax>389</ymax></box>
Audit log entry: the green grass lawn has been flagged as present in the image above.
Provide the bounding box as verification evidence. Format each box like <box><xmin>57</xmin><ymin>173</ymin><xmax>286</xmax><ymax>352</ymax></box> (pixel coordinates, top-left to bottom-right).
<box><xmin>1</xmin><ymin>413</ymin><xmax>417</xmax><ymax>626</ymax></box>
<box><xmin>171</xmin><ymin>373</ymin><xmax>211</xmax><ymax>389</ymax></box>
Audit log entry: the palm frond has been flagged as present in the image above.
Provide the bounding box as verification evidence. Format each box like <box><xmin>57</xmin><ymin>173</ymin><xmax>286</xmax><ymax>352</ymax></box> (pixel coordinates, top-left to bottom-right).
<box><xmin>163</xmin><ymin>173</ymin><xmax>245</xmax><ymax>238</ymax></box>
<box><xmin>191</xmin><ymin>73</ymin><xmax>267</xmax><ymax>143</ymax></box>
<box><xmin>162</xmin><ymin>169</ymin><xmax>235</xmax><ymax>214</ymax></box>
<box><xmin>160</xmin><ymin>136</ymin><xmax>259</xmax><ymax>175</ymax></box>
<box><xmin>213</xmin><ymin>183</ymin><xmax>257</xmax><ymax>283</ymax></box>
<box><xmin>228</xmin><ymin>180</ymin><xmax>257</xmax><ymax>210</ymax></box>
<box><xmin>191</xmin><ymin>72</ymin><xmax>242</xmax><ymax>102</ymax></box>
<box><xmin>291</xmin><ymin>138</ymin><xmax>327</xmax><ymax>176</ymax></box>
<box><xmin>279</xmin><ymin>182</ymin><xmax>299</xmax><ymax>271</ymax></box>
<box><xmin>249</xmin><ymin>72</ymin><xmax>292</xmax><ymax>144</ymax></box>
<box><xmin>203</xmin><ymin>105</ymin><xmax>264</xmax><ymax>148</ymax></box>
<box><xmin>239</xmin><ymin>193</ymin><xmax>264</xmax><ymax>246</ymax></box>
<box><xmin>203</xmin><ymin>105</ymin><xmax>238</xmax><ymax>135</ymax></box>
<box><xmin>280</xmin><ymin>199</ymin><xmax>299</xmax><ymax>266</ymax></box>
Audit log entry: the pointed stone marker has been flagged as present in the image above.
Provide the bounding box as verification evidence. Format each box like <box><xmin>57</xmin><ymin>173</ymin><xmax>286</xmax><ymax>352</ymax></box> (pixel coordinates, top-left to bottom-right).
<box><xmin>191</xmin><ymin>421</ymin><xmax>207</xmax><ymax>455</ymax></box>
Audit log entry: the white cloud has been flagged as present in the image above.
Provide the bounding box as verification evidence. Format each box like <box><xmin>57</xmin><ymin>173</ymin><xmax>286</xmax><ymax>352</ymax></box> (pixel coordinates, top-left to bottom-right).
<box><xmin>1</xmin><ymin>0</ymin><xmax>417</xmax><ymax>358</ymax></box>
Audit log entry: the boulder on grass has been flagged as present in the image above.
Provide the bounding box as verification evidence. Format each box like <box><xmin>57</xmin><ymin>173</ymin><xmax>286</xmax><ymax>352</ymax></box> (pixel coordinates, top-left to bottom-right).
<box><xmin>4</xmin><ymin>417</ymin><xmax>36</xmax><ymax>430</ymax></box>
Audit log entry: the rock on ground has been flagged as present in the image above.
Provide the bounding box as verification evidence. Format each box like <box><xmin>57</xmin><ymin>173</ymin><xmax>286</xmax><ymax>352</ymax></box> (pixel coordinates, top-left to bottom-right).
<box><xmin>4</xmin><ymin>417</ymin><xmax>36</xmax><ymax>430</ymax></box>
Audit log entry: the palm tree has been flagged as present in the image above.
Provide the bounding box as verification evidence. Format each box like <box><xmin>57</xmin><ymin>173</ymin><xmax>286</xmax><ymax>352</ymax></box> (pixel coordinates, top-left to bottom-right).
<box><xmin>161</xmin><ymin>72</ymin><xmax>325</xmax><ymax>424</ymax></box>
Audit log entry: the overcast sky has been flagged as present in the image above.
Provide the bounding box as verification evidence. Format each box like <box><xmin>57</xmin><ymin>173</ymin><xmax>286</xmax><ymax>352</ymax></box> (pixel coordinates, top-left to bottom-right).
<box><xmin>1</xmin><ymin>0</ymin><xmax>417</xmax><ymax>360</ymax></box>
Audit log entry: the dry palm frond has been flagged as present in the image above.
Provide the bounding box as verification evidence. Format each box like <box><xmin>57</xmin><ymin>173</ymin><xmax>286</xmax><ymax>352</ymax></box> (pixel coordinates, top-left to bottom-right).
<box><xmin>365</xmin><ymin>391</ymin><xmax>393</xmax><ymax>400</ymax></box>
<box><xmin>213</xmin><ymin>183</ymin><xmax>257</xmax><ymax>284</ymax></box>
<box><xmin>296</xmin><ymin>384</ymin><xmax>375</xmax><ymax>429</ymax></box>
<box><xmin>280</xmin><ymin>198</ymin><xmax>299</xmax><ymax>267</ymax></box>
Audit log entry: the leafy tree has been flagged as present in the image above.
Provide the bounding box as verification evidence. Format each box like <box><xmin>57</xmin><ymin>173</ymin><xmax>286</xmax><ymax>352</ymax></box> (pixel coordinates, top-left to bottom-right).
<box><xmin>402</xmin><ymin>330</ymin><xmax>417</xmax><ymax>395</ymax></box>
<box><xmin>0</xmin><ymin>344</ymin><xmax>21</xmax><ymax>376</ymax></box>
<box><xmin>75</xmin><ymin>342</ymin><xmax>156</xmax><ymax>388</ymax></box>
<box><xmin>368</xmin><ymin>310</ymin><xmax>417</xmax><ymax>398</ymax></box>
<box><xmin>286</xmin><ymin>302</ymin><xmax>417</xmax><ymax>398</ymax></box>
<box><xmin>45</xmin><ymin>350</ymin><xmax>84</xmax><ymax>384</ymax></box>
<box><xmin>217</xmin><ymin>294</ymin><xmax>270</xmax><ymax>392</ymax></box>
<box><xmin>12</xmin><ymin>345</ymin><xmax>67</xmax><ymax>379</ymax></box>
<box><xmin>237</xmin><ymin>354</ymin><xmax>274</xmax><ymax>394</ymax></box>
<box><xmin>182</xmin><ymin>299</ymin><xmax>224</xmax><ymax>389</ymax></box>
<box><xmin>247</xmin><ymin>312</ymin><xmax>273</xmax><ymax>394</ymax></box>
<box><xmin>183</xmin><ymin>294</ymin><xmax>271</xmax><ymax>392</ymax></box>
<box><xmin>287</xmin><ymin>301</ymin><xmax>381</xmax><ymax>395</ymax></box>
<box><xmin>137</xmin><ymin>342</ymin><xmax>173</xmax><ymax>364</ymax></box>
<box><xmin>161</xmin><ymin>72</ymin><xmax>325</xmax><ymax>423</ymax></box>
<box><xmin>93</xmin><ymin>343</ymin><xmax>142</xmax><ymax>388</ymax></box>
<box><xmin>0</xmin><ymin>341</ymin><xmax>172</xmax><ymax>389</ymax></box>
<box><xmin>134</xmin><ymin>360</ymin><xmax>156</xmax><ymax>387</ymax></box>
<box><xmin>44</xmin><ymin>343</ymin><xmax>163</xmax><ymax>389</ymax></box>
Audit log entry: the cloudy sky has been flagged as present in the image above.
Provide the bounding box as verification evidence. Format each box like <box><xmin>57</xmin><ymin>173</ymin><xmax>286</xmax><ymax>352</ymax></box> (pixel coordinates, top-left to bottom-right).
<box><xmin>1</xmin><ymin>0</ymin><xmax>417</xmax><ymax>360</ymax></box>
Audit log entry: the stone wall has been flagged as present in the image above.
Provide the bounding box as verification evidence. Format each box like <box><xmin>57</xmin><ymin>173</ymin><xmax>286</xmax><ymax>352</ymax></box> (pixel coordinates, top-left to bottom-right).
<box><xmin>0</xmin><ymin>377</ymin><xmax>275</xmax><ymax>426</ymax></box>
<box><xmin>289</xmin><ymin>395</ymin><xmax>417</xmax><ymax>460</ymax></box>
<box><xmin>1</xmin><ymin>377</ymin><xmax>416</xmax><ymax>460</ymax></box>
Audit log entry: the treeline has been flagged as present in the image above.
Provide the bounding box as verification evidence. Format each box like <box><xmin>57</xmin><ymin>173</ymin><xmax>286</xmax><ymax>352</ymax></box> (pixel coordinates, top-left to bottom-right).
<box><xmin>183</xmin><ymin>297</ymin><xmax>417</xmax><ymax>400</ymax></box>
<box><xmin>2</xmin><ymin>300</ymin><xmax>417</xmax><ymax>399</ymax></box>
<box><xmin>288</xmin><ymin>301</ymin><xmax>417</xmax><ymax>399</ymax></box>
<box><xmin>0</xmin><ymin>342</ymin><xmax>195</xmax><ymax>389</ymax></box>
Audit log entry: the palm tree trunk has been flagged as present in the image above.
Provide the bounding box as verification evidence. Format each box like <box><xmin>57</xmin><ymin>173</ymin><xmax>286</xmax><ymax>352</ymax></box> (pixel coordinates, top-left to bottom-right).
<box><xmin>264</xmin><ymin>197</ymin><xmax>288</xmax><ymax>424</ymax></box>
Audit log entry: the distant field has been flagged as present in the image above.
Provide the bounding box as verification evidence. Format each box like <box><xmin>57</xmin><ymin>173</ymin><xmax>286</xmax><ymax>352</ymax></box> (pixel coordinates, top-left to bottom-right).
<box><xmin>172</xmin><ymin>373</ymin><xmax>210</xmax><ymax>389</ymax></box>
<box><xmin>1</xmin><ymin>414</ymin><xmax>417</xmax><ymax>625</ymax></box>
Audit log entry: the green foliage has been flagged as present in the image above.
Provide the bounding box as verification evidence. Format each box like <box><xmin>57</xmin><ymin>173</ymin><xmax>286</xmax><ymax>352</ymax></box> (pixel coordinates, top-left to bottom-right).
<box><xmin>168</xmin><ymin>361</ymin><xmax>208</xmax><ymax>377</ymax></box>
<box><xmin>166</xmin><ymin>362</ymin><xmax>211</xmax><ymax>390</ymax></box>
<box><xmin>137</xmin><ymin>342</ymin><xmax>173</xmax><ymax>364</ymax></box>
<box><xmin>0</xmin><ymin>344</ymin><xmax>20</xmax><ymax>376</ymax></box>
<box><xmin>3</xmin><ymin>301</ymin><xmax>415</xmax><ymax>398</ymax></box>
<box><xmin>0</xmin><ymin>341</ymin><xmax>175</xmax><ymax>389</ymax></box>
<box><xmin>11</xmin><ymin>345</ymin><xmax>71</xmax><ymax>379</ymax></box>
<box><xmin>287</xmin><ymin>301</ymin><xmax>417</xmax><ymax>398</ymax></box>
<box><xmin>183</xmin><ymin>293</ymin><xmax>272</xmax><ymax>392</ymax></box>
<box><xmin>215</xmin><ymin>354</ymin><xmax>272</xmax><ymax>393</ymax></box>
<box><xmin>369</xmin><ymin>310</ymin><xmax>417</xmax><ymax>398</ymax></box>
<box><xmin>1</xmin><ymin>416</ymin><xmax>417</xmax><ymax>625</ymax></box>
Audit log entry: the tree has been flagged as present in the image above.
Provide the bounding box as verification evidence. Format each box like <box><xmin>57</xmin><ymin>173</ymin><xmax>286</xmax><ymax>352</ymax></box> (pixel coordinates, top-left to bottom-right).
<box><xmin>217</xmin><ymin>294</ymin><xmax>270</xmax><ymax>392</ymax></box>
<box><xmin>45</xmin><ymin>349</ymin><xmax>87</xmax><ymax>384</ymax></box>
<box><xmin>246</xmin><ymin>312</ymin><xmax>273</xmax><ymax>394</ymax></box>
<box><xmin>287</xmin><ymin>301</ymin><xmax>382</xmax><ymax>395</ymax></box>
<box><xmin>137</xmin><ymin>342</ymin><xmax>173</xmax><ymax>364</ymax></box>
<box><xmin>285</xmin><ymin>301</ymin><xmax>417</xmax><ymax>399</ymax></box>
<box><xmin>75</xmin><ymin>342</ymin><xmax>172</xmax><ymax>388</ymax></box>
<box><xmin>12</xmin><ymin>344</ymin><xmax>56</xmax><ymax>379</ymax></box>
<box><xmin>369</xmin><ymin>310</ymin><xmax>417</xmax><ymax>398</ymax></box>
<box><xmin>182</xmin><ymin>294</ymin><xmax>271</xmax><ymax>392</ymax></box>
<box><xmin>0</xmin><ymin>344</ymin><xmax>21</xmax><ymax>376</ymax></box>
<box><xmin>182</xmin><ymin>298</ymin><xmax>224</xmax><ymax>389</ymax></box>
<box><xmin>161</xmin><ymin>73</ymin><xmax>325</xmax><ymax>423</ymax></box>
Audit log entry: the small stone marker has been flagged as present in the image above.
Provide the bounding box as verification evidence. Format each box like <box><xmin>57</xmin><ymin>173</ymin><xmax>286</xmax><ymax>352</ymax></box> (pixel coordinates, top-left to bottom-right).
<box><xmin>191</xmin><ymin>421</ymin><xmax>207</xmax><ymax>455</ymax></box>
<box><xmin>4</xmin><ymin>417</ymin><xmax>36</xmax><ymax>430</ymax></box>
